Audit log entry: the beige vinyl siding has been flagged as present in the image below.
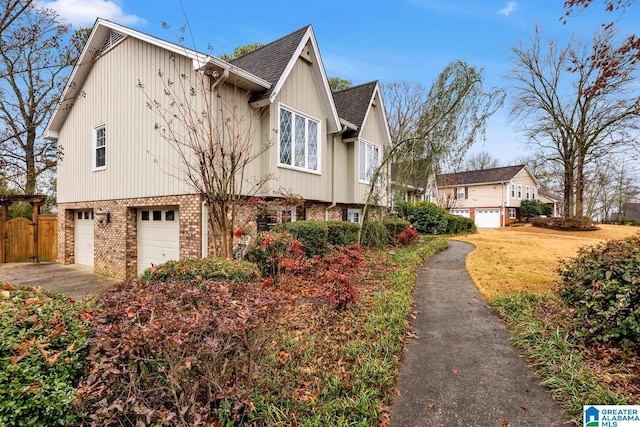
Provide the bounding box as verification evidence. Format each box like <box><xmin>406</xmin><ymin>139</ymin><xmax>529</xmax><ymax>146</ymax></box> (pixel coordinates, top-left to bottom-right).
<box><xmin>57</xmin><ymin>37</ymin><xmax>262</xmax><ymax>203</ymax></box>
<box><xmin>450</xmin><ymin>184</ymin><xmax>508</xmax><ymax>208</ymax></box>
<box><xmin>508</xmin><ymin>169</ymin><xmax>538</xmax><ymax>205</ymax></box>
<box><xmin>267</xmin><ymin>57</ymin><xmax>332</xmax><ymax>202</ymax></box>
<box><xmin>353</xmin><ymin>102</ymin><xmax>389</xmax><ymax>205</ymax></box>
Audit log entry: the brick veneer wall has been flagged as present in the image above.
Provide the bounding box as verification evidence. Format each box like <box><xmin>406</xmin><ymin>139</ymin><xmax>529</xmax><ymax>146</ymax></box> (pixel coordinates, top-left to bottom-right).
<box><xmin>58</xmin><ymin>194</ymin><xmax>202</xmax><ymax>279</ymax></box>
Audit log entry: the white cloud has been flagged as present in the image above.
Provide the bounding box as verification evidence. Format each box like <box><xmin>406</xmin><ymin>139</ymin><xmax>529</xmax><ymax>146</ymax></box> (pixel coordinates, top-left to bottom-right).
<box><xmin>497</xmin><ymin>1</ymin><xmax>517</xmax><ymax>17</ymax></box>
<box><xmin>39</xmin><ymin>0</ymin><xmax>145</xmax><ymax>27</ymax></box>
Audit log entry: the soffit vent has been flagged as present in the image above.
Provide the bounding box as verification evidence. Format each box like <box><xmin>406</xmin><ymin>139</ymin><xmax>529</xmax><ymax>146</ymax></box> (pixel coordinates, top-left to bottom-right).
<box><xmin>98</xmin><ymin>30</ymin><xmax>126</xmax><ymax>56</ymax></box>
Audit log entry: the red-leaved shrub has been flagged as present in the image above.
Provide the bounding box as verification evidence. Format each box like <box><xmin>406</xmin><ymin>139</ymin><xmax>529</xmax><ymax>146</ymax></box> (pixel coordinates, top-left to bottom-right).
<box><xmin>320</xmin><ymin>245</ymin><xmax>362</xmax><ymax>310</ymax></box>
<box><xmin>396</xmin><ymin>227</ymin><xmax>420</xmax><ymax>245</ymax></box>
<box><xmin>75</xmin><ymin>280</ymin><xmax>284</xmax><ymax>426</ymax></box>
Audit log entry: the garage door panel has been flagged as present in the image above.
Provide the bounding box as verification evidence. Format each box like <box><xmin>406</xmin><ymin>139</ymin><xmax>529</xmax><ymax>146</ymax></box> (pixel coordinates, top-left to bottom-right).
<box><xmin>475</xmin><ymin>208</ymin><xmax>501</xmax><ymax>228</ymax></box>
<box><xmin>137</xmin><ymin>207</ymin><xmax>179</xmax><ymax>276</ymax></box>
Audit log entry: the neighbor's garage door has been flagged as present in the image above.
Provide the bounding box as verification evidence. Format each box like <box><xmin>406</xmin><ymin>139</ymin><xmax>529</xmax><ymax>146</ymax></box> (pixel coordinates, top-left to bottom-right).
<box><xmin>450</xmin><ymin>209</ymin><xmax>470</xmax><ymax>218</ymax></box>
<box><xmin>475</xmin><ymin>208</ymin><xmax>501</xmax><ymax>228</ymax></box>
<box><xmin>137</xmin><ymin>207</ymin><xmax>179</xmax><ymax>276</ymax></box>
<box><xmin>74</xmin><ymin>210</ymin><xmax>94</xmax><ymax>267</ymax></box>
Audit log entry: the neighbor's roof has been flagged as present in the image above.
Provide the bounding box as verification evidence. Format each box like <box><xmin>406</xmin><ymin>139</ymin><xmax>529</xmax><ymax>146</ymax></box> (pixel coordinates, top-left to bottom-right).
<box><xmin>437</xmin><ymin>165</ymin><xmax>537</xmax><ymax>187</ymax></box>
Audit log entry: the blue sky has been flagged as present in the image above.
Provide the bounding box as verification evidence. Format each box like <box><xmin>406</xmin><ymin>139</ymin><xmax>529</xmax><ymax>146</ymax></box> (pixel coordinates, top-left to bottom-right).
<box><xmin>39</xmin><ymin>0</ymin><xmax>636</xmax><ymax>165</ymax></box>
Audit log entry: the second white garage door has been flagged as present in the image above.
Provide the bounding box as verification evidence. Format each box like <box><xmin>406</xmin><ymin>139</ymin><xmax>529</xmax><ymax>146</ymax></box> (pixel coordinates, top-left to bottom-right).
<box><xmin>137</xmin><ymin>207</ymin><xmax>180</xmax><ymax>276</ymax></box>
<box><xmin>475</xmin><ymin>208</ymin><xmax>501</xmax><ymax>228</ymax></box>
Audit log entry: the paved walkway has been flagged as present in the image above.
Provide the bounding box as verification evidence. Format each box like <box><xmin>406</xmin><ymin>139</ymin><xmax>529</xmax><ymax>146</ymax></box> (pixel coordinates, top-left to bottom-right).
<box><xmin>0</xmin><ymin>262</ymin><xmax>118</xmax><ymax>300</ymax></box>
<box><xmin>390</xmin><ymin>241</ymin><xmax>568</xmax><ymax>427</ymax></box>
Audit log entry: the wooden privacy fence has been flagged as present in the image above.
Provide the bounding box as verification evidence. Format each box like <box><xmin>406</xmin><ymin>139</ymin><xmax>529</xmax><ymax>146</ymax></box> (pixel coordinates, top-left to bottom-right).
<box><xmin>1</xmin><ymin>215</ymin><xmax>58</xmax><ymax>263</ymax></box>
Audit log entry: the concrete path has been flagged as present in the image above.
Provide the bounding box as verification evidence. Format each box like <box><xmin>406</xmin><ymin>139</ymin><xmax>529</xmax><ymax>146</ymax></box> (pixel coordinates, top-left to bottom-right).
<box><xmin>390</xmin><ymin>241</ymin><xmax>568</xmax><ymax>427</ymax></box>
<box><xmin>0</xmin><ymin>262</ymin><xmax>119</xmax><ymax>300</ymax></box>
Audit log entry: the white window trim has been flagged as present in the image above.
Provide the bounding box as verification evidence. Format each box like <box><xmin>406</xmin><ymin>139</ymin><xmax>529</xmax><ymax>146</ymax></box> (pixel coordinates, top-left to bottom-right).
<box><xmin>346</xmin><ymin>208</ymin><xmax>362</xmax><ymax>224</ymax></box>
<box><xmin>510</xmin><ymin>184</ymin><xmax>515</xmax><ymax>198</ymax></box>
<box><xmin>526</xmin><ymin>185</ymin><xmax>531</xmax><ymax>200</ymax></box>
<box><xmin>93</xmin><ymin>123</ymin><xmax>106</xmax><ymax>171</ymax></box>
<box><xmin>457</xmin><ymin>187</ymin><xmax>466</xmax><ymax>200</ymax></box>
<box><xmin>508</xmin><ymin>208</ymin><xmax>516</xmax><ymax>219</ymax></box>
<box><xmin>358</xmin><ymin>139</ymin><xmax>381</xmax><ymax>184</ymax></box>
<box><xmin>277</xmin><ymin>103</ymin><xmax>321</xmax><ymax>175</ymax></box>
<box><xmin>517</xmin><ymin>184</ymin><xmax>522</xmax><ymax>199</ymax></box>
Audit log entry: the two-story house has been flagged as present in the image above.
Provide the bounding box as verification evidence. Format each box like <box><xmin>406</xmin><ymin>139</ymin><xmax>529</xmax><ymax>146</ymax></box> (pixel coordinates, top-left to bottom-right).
<box><xmin>44</xmin><ymin>19</ymin><xmax>391</xmax><ymax>279</ymax></box>
<box><xmin>436</xmin><ymin>165</ymin><xmax>540</xmax><ymax>228</ymax></box>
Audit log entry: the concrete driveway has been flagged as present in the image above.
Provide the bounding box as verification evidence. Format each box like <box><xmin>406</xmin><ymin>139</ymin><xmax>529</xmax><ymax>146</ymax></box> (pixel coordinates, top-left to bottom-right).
<box><xmin>0</xmin><ymin>263</ymin><xmax>120</xmax><ymax>300</ymax></box>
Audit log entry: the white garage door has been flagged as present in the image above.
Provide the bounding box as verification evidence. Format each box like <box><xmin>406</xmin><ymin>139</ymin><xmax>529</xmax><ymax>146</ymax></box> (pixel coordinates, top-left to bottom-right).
<box><xmin>451</xmin><ymin>209</ymin><xmax>470</xmax><ymax>218</ymax></box>
<box><xmin>137</xmin><ymin>207</ymin><xmax>180</xmax><ymax>276</ymax></box>
<box><xmin>74</xmin><ymin>210</ymin><xmax>94</xmax><ymax>267</ymax></box>
<box><xmin>475</xmin><ymin>208</ymin><xmax>501</xmax><ymax>228</ymax></box>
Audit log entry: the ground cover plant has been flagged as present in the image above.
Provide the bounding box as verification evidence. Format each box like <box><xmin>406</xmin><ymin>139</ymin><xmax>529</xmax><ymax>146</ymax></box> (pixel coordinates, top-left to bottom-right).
<box><xmin>454</xmin><ymin>224</ymin><xmax>640</xmax><ymax>424</ymax></box>
<box><xmin>0</xmin><ymin>282</ymin><xmax>91</xmax><ymax>427</ymax></box>
<box><xmin>72</xmin><ymin>236</ymin><xmax>447</xmax><ymax>426</ymax></box>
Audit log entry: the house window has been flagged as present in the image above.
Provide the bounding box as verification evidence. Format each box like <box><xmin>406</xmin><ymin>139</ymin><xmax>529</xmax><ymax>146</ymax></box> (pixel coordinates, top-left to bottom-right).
<box><xmin>141</xmin><ymin>210</ymin><xmax>149</xmax><ymax>221</ymax></box>
<box><xmin>526</xmin><ymin>186</ymin><xmax>531</xmax><ymax>200</ymax></box>
<box><xmin>93</xmin><ymin>124</ymin><xmax>106</xmax><ymax>170</ymax></box>
<box><xmin>279</xmin><ymin>106</ymin><xmax>319</xmax><ymax>172</ymax></box>
<box><xmin>457</xmin><ymin>187</ymin><xmax>466</xmax><ymax>200</ymax></box>
<box><xmin>346</xmin><ymin>209</ymin><xmax>362</xmax><ymax>224</ymax></box>
<box><xmin>359</xmin><ymin>140</ymin><xmax>380</xmax><ymax>184</ymax></box>
<box><xmin>509</xmin><ymin>208</ymin><xmax>516</xmax><ymax>219</ymax></box>
<box><xmin>517</xmin><ymin>185</ymin><xmax>522</xmax><ymax>199</ymax></box>
<box><xmin>257</xmin><ymin>206</ymin><xmax>298</xmax><ymax>232</ymax></box>
<box><xmin>532</xmin><ymin>187</ymin><xmax>536</xmax><ymax>200</ymax></box>
<box><xmin>510</xmin><ymin>184</ymin><xmax>515</xmax><ymax>198</ymax></box>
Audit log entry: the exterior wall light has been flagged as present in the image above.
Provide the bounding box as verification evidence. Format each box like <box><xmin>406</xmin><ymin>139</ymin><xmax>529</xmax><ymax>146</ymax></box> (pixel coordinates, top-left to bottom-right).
<box><xmin>95</xmin><ymin>210</ymin><xmax>110</xmax><ymax>227</ymax></box>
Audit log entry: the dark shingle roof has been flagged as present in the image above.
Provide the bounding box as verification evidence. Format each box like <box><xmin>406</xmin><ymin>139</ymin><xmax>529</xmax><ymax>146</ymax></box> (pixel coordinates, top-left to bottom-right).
<box><xmin>437</xmin><ymin>165</ymin><xmax>527</xmax><ymax>187</ymax></box>
<box><xmin>230</xmin><ymin>26</ymin><xmax>310</xmax><ymax>102</ymax></box>
<box><xmin>332</xmin><ymin>81</ymin><xmax>377</xmax><ymax>136</ymax></box>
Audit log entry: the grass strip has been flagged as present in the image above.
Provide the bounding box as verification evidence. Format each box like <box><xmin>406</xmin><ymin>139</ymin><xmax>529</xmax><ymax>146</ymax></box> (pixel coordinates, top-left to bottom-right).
<box><xmin>251</xmin><ymin>237</ymin><xmax>448</xmax><ymax>426</ymax></box>
<box><xmin>493</xmin><ymin>292</ymin><xmax>628</xmax><ymax>425</ymax></box>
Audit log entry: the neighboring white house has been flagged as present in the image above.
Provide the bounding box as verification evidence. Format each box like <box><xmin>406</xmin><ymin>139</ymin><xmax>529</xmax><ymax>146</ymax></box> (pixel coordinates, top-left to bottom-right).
<box><xmin>436</xmin><ymin>165</ymin><xmax>541</xmax><ymax>228</ymax></box>
<box><xmin>44</xmin><ymin>19</ymin><xmax>392</xmax><ymax>279</ymax></box>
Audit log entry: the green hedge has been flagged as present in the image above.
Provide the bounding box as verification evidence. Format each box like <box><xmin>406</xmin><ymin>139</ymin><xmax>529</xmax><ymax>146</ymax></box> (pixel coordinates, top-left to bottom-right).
<box><xmin>396</xmin><ymin>201</ymin><xmax>448</xmax><ymax>234</ymax></box>
<box><xmin>558</xmin><ymin>235</ymin><xmax>640</xmax><ymax>345</ymax></box>
<box><xmin>140</xmin><ymin>257</ymin><xmax>260</xmax><ymax>283</ymax></box>
<box><xmin>273</xmin><ymin>221</ymin><xmax>329</xmax><ymax>257</ymax></box>
<box><xmin>444</xmin><ymin>213</ymin><xmax>476</xmax><ymax>234</ymax></box>
<box><xmin>326</xmin><ymin>221</ymin><xmax>360</xmax><ymax>247</ymax></box>
<box><xmin>1</xmin><ymin>284</ymin><xmax>91</xmax><ymax>426</ymax></box>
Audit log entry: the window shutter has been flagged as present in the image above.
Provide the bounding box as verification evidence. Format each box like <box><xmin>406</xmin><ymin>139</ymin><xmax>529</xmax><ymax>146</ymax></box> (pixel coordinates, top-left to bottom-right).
<box><xmin>465</xmin><ymin>187</ymin><xmax>469</xmax><ymax>199</ymax></box>
<box><xmin>342</xmin><ymin>208</ymin><xmax>348</xmax><ymax>221</ymax></box>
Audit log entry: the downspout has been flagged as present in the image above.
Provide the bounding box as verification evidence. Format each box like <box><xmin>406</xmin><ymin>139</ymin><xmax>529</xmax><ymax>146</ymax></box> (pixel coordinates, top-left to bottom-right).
<box><xmin>324</xmin><ymin>124</ymin><xmax>349</xmax><ymax>220</ymax></box>
<box><xmin>201</xmin><ymin>200</ymin><xmax>208</xmax><ymax>258</ymax></box>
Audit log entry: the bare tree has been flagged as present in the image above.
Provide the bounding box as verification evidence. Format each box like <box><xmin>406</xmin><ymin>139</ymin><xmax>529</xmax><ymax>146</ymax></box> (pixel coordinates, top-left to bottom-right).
<box><xmin>0</xmin><ymin>5</ymin><xmax>83</xmax><ymax>194</ymax></box>
<box><xmin>361</xmin><ymin>61</ymin><xmax>504</xmax><ymax>237</ymax></box>
<box><xmin>382</xmin><ymin>63</ymin><xmax>504</xmax><ymax>199</ymax></box>
<box><xmin>0</xmin><ymin>0</ymin><xmax>32</xmax><ymax>38</ymax></box>
<box><xmin>461</xmin><ymin>151</ymin><xmax>500</xmax><ymax>171</ymax></box>
<box><xmin>510</xmin><ymin>26</ymin><xmax>640</xmax><ymax>218</ymax></box>
<box><xmin>139</xmin><ymin>56</ymin><xmax>272</xmax><ymax>259</ymax></box>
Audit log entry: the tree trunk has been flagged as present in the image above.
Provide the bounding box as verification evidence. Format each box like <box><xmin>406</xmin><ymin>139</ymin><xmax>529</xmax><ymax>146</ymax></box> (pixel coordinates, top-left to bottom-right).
<box><xmin>562</xmin><ymin>163</ymin><xmax>574</xmax><ymax>218</ymax></box>
<box><xmin>575</xmin><ymin>150</ymin><xmax>587</xmax><ymax>219</ymax></box>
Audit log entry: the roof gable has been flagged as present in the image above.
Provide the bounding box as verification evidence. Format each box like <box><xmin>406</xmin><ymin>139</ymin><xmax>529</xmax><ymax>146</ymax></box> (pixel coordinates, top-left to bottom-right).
<box><xmin>333</xmin><ymin>81</ymin><xmax>392</xmax><ymax>144</ymax></box>
<box><xmin>231</xmin><ymin>25</ymin><xmax>341</xmax><ymax>133</ymax></box>
<box><xmin>45</xmin><ymin>18</ymin><xmax>271</xmax><ymax>139</ymax></box>
<box><xmin>437</xmin><ymin>165</ymin><xmax>537</xmax><ymax>187</ymax></box>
